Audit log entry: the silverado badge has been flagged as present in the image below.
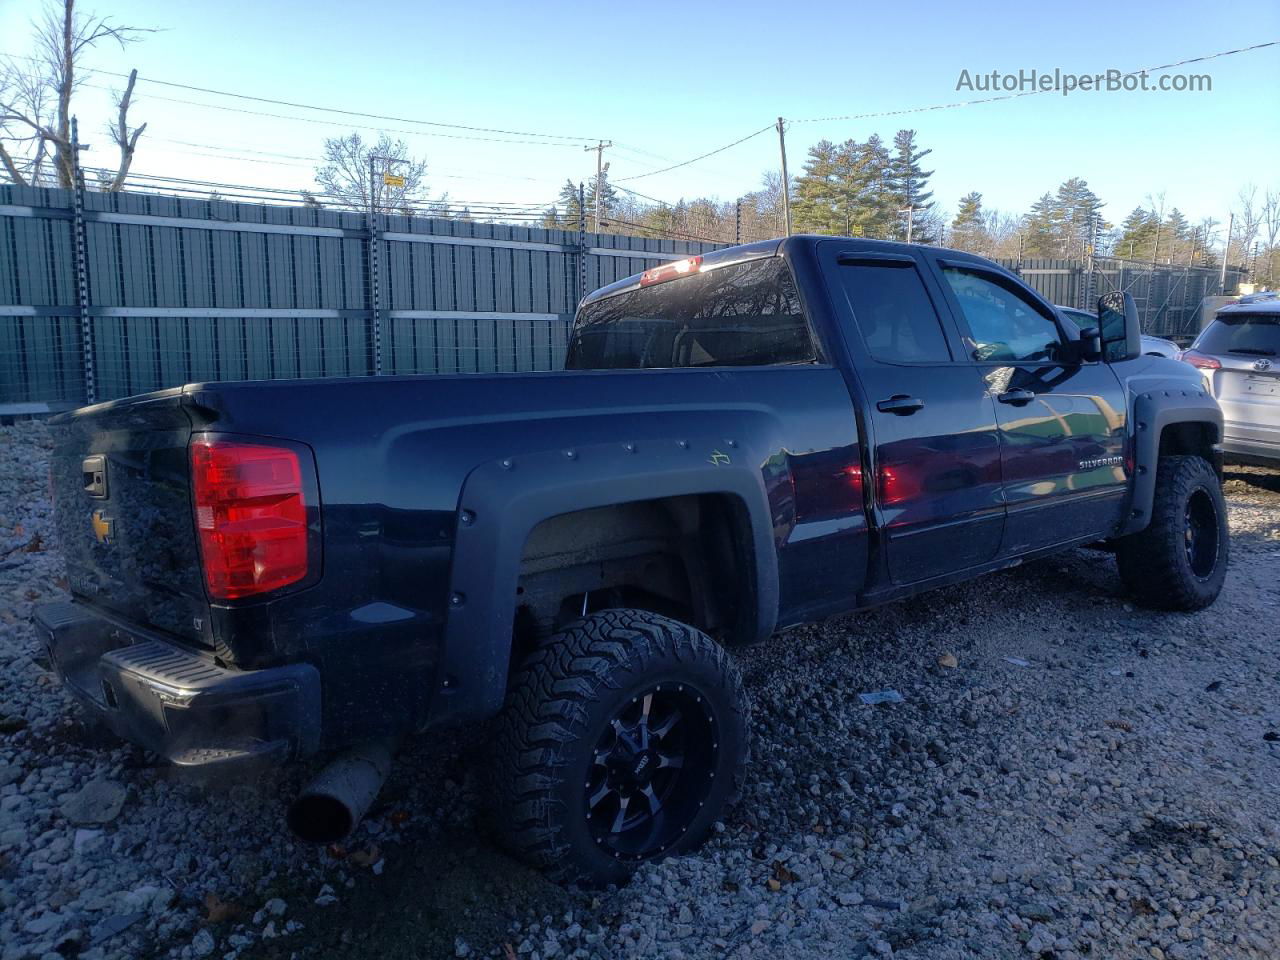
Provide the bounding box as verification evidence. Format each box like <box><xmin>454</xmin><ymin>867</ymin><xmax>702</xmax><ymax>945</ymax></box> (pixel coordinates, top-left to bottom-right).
<box><xmin>91</xmin><ymin>510</ymin><xmax>114</xmax><ymax>545</ymax></box>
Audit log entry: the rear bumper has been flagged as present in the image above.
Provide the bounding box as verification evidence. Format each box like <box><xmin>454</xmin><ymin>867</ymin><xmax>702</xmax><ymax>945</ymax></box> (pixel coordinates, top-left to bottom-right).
<box><xmin>34</xmin><ymin>601</ymin><xmax>321</xmax><ymax>767</ymax></box>
<box><xmin>1222</xmin><ymin>427</ymin><xmax>1280</xmax><ymax>464</ymax></box>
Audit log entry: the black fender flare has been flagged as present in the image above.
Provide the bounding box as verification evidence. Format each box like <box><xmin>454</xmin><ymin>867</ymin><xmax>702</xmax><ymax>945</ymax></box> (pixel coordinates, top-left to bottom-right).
<box><xmin>427</xmin><ymin>436</ymin><xmax>779</xmax><ymax>725</ymax></box>
<box><xmin>1121</xmin><ymin>383</ymin><xmax>1222</xmax><ymax>535</ymax></box>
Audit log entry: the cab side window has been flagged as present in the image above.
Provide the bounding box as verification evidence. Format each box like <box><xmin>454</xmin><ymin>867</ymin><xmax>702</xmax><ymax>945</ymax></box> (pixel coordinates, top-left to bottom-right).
<box><xmin>836</xmin><ymin>260</ymin><xmax>952</xmax><ymax>364</ymax></box>
<box><xmin>942</xmin><ymin>267</ymin><xmax>1066</xmax><ymax>363</ymax></box>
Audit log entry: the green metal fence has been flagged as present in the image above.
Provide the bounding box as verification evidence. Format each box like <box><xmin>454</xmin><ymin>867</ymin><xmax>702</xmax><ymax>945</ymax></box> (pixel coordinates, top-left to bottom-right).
<box><xmin>0</xmin><ymin>185</ymin><xmax>717</xmax><ymax>410</ymax></box>
<box><xmin>0</xmin><ymin>185</ymin><xmax>1246</xmax><ymax>412</ymax></box>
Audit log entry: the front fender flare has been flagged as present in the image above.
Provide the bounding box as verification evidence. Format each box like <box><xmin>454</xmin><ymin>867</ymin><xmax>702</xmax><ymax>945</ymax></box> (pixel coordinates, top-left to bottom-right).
<box><xmin>1122</xmin><ymin>384</ymin><xmax>1222</xmax><ymax>536</ymax></box>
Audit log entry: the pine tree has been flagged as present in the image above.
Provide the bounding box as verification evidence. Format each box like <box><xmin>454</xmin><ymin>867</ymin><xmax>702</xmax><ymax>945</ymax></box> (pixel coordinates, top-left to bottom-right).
<box><xmin>1163</xmin><ymin>207</ymin><xmax>1190</xmax><ymax>262</ymax></box>
<box><xmin>1118</xmin><ymin>207</ymin><xmax>1159</xmax><ymax>259</ymax></box>
<box><xmin>856</xmin><ymin>135</ymin><xmax>895</xmax><ymax>239</ymax></box>
<box><xmin>1023</xmin><ymin>193</ymin><xmax>1059</xmax><ymax>256</ymax></box>
<box><xmin>1053</xmin><ymin>177</ymin><xmax>1105</xmax><ymax>258</ymax></box>
<box><xmin>950</xmin><ymin>192</ymin><xmax>990</xmax><ymax>253</ymax></box>
<box><xmin>1021</xmin><ymin>179</ymin><xmax>1105</xmax><ymax>257</ymax></box>
<box><xmin>887</xmin><ymin>129</ymin><xmax>935</xmax><ymax>242</ymax></box>
<box><xmin>791</xmin><ymin>139</ymin><xmax>847</xmax><ymax>235</ymax></box>
<box><xmin>553</xmin><ymin>179</ymin><xmax>585</xmax><ymax>229</ymax></box>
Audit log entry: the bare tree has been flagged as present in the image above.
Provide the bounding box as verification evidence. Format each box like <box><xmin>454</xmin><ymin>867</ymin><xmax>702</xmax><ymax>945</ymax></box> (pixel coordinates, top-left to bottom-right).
<box><xmin>104</xmin><ymin>67</ymin><xmax>145</xmax><ymax>190</ymax></box>
<box><xmin>314</xmin><ymin>132</ymin><xmax>428</xmax><ymax>214</ymax></box>
<box><xmin>1232</xmin><ymin>184</ymin><xmax>1263</xmax><ymax>267</ymax></box>
<box><xmin>1</xmin><ymin>0</ymin><xmax>152</xmax><ymax>189</ymax></box>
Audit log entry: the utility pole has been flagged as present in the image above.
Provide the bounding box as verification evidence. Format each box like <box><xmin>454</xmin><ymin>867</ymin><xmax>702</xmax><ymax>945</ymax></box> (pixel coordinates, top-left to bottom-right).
<box><xmin>1219</xmin><ymin>212</ymin><xmax>1234</xmax><ymax>294</ymax></box>
<box><xmin>776</xmin><ymin>117</ymin><xmax>792</xmax><ymax>237</ymax></box>
<box><xmin>584</xmin><ymin>140</ymin><xmax>612</xmax><ymax>233</ymax></box>
<box><xmin>903</xmin><ymin>206</ymin><xmax>915</xmax><ymax>245</ymax></box>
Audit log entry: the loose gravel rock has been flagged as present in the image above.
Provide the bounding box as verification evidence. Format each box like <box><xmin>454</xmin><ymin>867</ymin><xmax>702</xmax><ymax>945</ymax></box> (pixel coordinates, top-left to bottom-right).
<box><xmin>1</xmin><ymin>419</ymin><xmax>1277</xmax><ymax>959</ymax></box>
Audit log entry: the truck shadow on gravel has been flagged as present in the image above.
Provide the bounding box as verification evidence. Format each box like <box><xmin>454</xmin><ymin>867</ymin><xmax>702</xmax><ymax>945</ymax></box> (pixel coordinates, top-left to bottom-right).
<box><xmin>1223</xmin><ymin>464</ymin><xmax>1280</xmax><ymax>494</ymax></box>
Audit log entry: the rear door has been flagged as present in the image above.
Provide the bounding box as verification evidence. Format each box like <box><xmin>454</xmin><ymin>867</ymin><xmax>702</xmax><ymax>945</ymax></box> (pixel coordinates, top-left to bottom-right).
<box><xmin>48</xmin><ymin>391</ymin><xmax>211</xmax><ymax>647</ymax></box>
<box><xmin>931</xmin><ymin>259</ymin><xmax>1129</xmax><ymax>554</ymax></box>
<box><xmin>819</xmin><ymin>241</ymin><xmax>1004</xmax><ymax>586</ymax></box>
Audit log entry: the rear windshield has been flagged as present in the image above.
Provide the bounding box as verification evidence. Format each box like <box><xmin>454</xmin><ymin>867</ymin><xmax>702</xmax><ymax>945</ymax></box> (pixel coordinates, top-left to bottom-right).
<box><xmin>1196</xmin><ymin>313</ymin><xmax>1280</xmax><ymax>357</ymax></box>
<box><xmin>566</xmin><ymin>257</ymin><xmax>820</xmax><ymax>370</ymax></box>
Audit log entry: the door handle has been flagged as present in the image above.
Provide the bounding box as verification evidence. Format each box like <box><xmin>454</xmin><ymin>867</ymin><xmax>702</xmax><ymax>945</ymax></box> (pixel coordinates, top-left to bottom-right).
<box><xmin>876</xmin><ymin>395</ymin><xmax>925</xmax><ymax>415</ymax></box>
<box><xmin>997</xmin><ymin>388</ymin><xmax>1036</xmax><ymax>405</ymax></box>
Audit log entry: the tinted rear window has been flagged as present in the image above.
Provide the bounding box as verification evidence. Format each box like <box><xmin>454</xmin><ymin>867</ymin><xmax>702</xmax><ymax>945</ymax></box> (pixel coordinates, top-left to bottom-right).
<box><xmin>1197</xmin><ymin>313</ymin><xmax>1280</xmax><ymax>357</ymax></box>
<box><xmin>836</xmin><ymin>261</ymin><xmax>952</xmax><ymax>363</ymax></box>
<box><xmin>566</xmin><ymin>257</ymin><xmax>819</xmax><ymax>369</ymax></box>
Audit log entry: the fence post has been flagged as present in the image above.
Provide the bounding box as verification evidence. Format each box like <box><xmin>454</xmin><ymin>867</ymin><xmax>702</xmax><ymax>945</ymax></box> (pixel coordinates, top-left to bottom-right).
<box><xmin>368</xmin><ymin>162</ymin><xmax>383</xmax><ymax>376</ymax></box>
<box><xmin>1080</xmin><ymin>214</ymin><xmax>1098</xmax><ymax>312</ymax></box>
<box><xmin>577</xmin><ymin>182</ymin><xmax>587</xmax><ymax>307</ymax></box>
<box><xmin>71</xmin><ymin>117</ymin><xmax>95</xmax><ymax>405</ymax></box>
<box><xmin>368</xmin><ymin>214</ymin><xmax>383</xmax><ymax>376</ymax></box>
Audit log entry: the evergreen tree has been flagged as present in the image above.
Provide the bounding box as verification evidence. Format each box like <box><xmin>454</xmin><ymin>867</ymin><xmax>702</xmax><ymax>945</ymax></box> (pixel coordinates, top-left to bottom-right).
<box><xmin>887</xmin><ymin>129</ymin><xmax>935</xmax><ymax>242</ymax></box>
<box><xmin>1022</xmin><ymin>179</ymin><xmax>1105</xmax><ymax>256</ymax></box>
<box><xmin>1053</xmin><ymin>177</ymin><xmax>1105</xmax><ymax>258</ymax></box>
<box><xmin>856</xmin><ymin>134</ymin><xmax>895</xmax><ymax>239</ymax></box>
<box><xmin>791</xmin><ymin>139</ymin><xmax>847</xmax><ymax>235</ymax></box>
<box><xmin>950</xmin><ymin>191</ymin><xmax>987</xmax><ymax>252</ymax></box>
<box><xmin>1023</xmin><ymin>193</ymin><xmax>1059</xmax><ymax>256</ymax></box>
<box><xmin>1118</xmin><ymin>207</ymin><xmax>1159</xmax><ymax>259</ymax></box>
<box><xmin>1163</xmin><ymin>207</ymin><xmax>1190</xmax><ymax>262</ymax></box>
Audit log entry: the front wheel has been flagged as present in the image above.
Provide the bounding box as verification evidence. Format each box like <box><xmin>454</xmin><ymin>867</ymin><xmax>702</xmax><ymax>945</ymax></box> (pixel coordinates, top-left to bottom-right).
<box><xmin>1115</xmin><ymin>454</ymin><xmax>1229</xmax><ymax>611</ymax></box>
<box><xmin>490</xmin><ymin>609</ymin><xmax>749</xmax><ymax>886</ymax></box>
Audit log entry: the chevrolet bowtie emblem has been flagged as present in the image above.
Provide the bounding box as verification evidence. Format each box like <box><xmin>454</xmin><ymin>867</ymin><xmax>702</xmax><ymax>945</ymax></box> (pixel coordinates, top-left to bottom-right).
<box><xmin>91</xmin><ymin>510</ymin><xmax>113</xmax><ymax>544</ymax></box>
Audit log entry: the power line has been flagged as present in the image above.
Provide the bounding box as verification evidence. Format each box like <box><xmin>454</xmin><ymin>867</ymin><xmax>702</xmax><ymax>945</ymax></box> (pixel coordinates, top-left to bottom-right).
<box><xmin>791</xmin><ymin>39</ymin><xmax>1280</xmax><ymax>124</ymax></box>
<box><xmin>97</xmin><ymin>167</ymin><xmax>559</xmax><ymax>210</ymax></box>
<box><xmin>614</xmin><ymin>125</ymin><xmax>775</xmax><ymax>182</ymax></box>
<box><xmin>612</xmin><ymin>183</ymin><xmax>680</xmax><ymax>206</ymax></box>
<box><xmin>80</xmin><ymin>84</ymin><xmax>589</xmax><ymax>148</ymax></box>
<box><xmin>148</xmin><ymin>137</ymin><xmax>562</xmax><ymax>185</ymax></box>
<box><xmin>0</xmin><ymin>50</ymin><xmax>598</xmax><ymax>142</ymax></box>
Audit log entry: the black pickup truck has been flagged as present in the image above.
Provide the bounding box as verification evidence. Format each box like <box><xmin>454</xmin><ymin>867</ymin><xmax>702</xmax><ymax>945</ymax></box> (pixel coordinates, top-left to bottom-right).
<box><xmin>36</xmin><ymin>236</ymin><xmax>1228</xmax><ymax>885</ymax></box>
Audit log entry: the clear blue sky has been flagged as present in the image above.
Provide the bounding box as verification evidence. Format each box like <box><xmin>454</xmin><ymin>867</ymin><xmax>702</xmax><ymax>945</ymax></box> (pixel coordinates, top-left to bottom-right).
<box><xmin>2</xmin><ymin>0</ymin><xmax>1277</xmax><ymax>228</ymax></box>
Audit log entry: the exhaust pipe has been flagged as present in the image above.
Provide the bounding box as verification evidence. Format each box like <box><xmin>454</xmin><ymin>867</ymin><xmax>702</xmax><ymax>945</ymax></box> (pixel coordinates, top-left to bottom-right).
<box><xmin>287</xmin><ymin>739</ymin><xmax>395</xmax><ymax>844</ymax></box>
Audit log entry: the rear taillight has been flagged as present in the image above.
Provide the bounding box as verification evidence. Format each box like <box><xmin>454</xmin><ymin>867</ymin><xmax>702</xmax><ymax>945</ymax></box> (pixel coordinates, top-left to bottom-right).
<box><xmin>191</xmin><ymin>439</ymin><xmax>308</xmax><ymax>600</ymax></box>
<box><xmin>1179</xmin><ymin>349</ymin><xmax>1220</xmax><ymax>370</ymax></box>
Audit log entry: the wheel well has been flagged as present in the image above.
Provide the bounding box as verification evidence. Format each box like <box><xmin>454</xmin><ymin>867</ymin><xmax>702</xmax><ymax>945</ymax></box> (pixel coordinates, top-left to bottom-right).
<box><xmin>510</xmin><ymin>494</ymin><xmax>754</xmax><ymax>671</ymax></box>
<box><xmin>1158</xmin><ymin>421</ymin><xmax>1218</xmax><ymax>471</ymax></box>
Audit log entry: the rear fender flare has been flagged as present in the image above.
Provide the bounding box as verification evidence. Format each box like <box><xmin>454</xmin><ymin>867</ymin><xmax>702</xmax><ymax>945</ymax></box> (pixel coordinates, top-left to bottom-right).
<box><xmin>428</xmin><ymin>438</ymin><xmax>779</xmax><ymax>725</ymax></box>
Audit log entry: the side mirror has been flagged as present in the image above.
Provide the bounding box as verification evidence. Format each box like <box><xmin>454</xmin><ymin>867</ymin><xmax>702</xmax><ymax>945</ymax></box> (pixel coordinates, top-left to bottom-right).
<box><xmin>1076</xmin><ymin>325</ymin><xmax>1102</xmax><ymax>362</ymax></box>
<box><xmin>1098</xmin><ymin>291</ymin><xmax>1141</xmax><ymax>363</ymax></box>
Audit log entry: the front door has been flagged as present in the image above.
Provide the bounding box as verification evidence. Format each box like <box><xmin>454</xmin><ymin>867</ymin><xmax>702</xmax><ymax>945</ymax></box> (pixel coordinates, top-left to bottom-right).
<box><xmin>933</xmin><ymin>261</ymin><xmax>1129</xmax><ymax>555</ymax></box>
<box><xmin>821</xmin><ymin>242</ymin><xmax>1004</xmax><ymax>586</ymax></box>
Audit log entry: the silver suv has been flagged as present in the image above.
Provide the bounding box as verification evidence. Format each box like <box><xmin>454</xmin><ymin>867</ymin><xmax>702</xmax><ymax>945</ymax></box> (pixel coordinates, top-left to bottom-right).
<box><xmin>1181</xmin><ymin>297</ymin><xmax>1280</xmax><ymax>464</ymax></box>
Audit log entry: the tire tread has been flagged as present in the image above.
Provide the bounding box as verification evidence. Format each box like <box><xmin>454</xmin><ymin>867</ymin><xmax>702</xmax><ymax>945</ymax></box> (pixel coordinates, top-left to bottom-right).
<box><xmin>490</xmin><ymin>608</ymin><xmax>748</xmax><ymax>883</ymax></box>
<box><xmin>1115</xmin><ymin>454</ymin><xmax>1227</xmax><ymax>611</ymax></box>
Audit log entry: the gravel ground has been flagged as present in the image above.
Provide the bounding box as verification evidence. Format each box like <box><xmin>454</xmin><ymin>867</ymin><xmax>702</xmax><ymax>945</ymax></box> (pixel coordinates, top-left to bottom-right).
<box><xmin>1</xmin><ymin>418</ymin><xmax>1278</xmax><ymax>960</ymax></box>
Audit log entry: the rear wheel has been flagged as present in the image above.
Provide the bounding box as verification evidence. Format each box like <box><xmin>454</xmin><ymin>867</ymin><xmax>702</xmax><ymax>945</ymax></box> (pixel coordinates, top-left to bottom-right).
<box><xmin>490</xmin><ymin>608</ymin><xmax>749</xmax><ymax>886</ymax></box>
<box><xmin>1115</xmin><ymin>455</ymin><xmax>1228</xmax><ymax>611</ymax></box>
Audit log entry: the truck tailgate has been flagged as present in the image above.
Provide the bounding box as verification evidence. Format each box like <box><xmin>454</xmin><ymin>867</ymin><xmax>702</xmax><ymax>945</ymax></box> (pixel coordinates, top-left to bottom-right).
<box><xmin>48</xmin><ymin>389</ymin><xmax>212</xmax><ymax>647</ymax></box>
